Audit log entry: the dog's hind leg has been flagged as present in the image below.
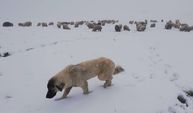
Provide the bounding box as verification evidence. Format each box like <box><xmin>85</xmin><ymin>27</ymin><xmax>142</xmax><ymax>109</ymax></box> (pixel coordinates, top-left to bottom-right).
<box><xmin>81</xmin><ymin>81</ymin><xmax>89</xmax><ymax>95</ymax></box>
<box><xmin>98</xmin><ymin>73</ymin><xmax>113</xmax><ymax>88</ymax></box>
<box><xmin>104</xmin><ymin>80</ymin><xmax>112</xmax><ymax>88</ymax></box>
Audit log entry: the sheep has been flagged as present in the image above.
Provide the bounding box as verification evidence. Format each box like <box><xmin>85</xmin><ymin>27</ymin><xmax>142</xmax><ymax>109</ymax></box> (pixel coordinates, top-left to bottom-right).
<box><xmin>135</xmin><ymin>21</ymin><xmax>147</xmax><ymax>32</ymax></box>
<box><xmin>18</xmin><ymin>21</ymin><xmax>32</xmax><ymax>27</ymax></box>
<box><xmin>165</xmin><ymin>20</ymin><xmax>173</xmax><ymax>29</ymax></box>
<box><xmin>179</xmin><ymin>24</ymin><xmax>191</xmax><ymax>32</ymax></box>
<box><xmin>62</xmin><ymin>24</ymin><xmax>71</xmax><ymax>30</ymax></box>
<box><xmin>86</xmin><ymin>23</ymin><xmax>95</xmax><ymax>29</ymax></box>
<box><xmin>2</xmin><ymin>22</ymin><xmax>13</xmax><ymax>27</ymax></box>
<box><xmin>92</xmin><ymin>25</ymin><xmax>102</xmax><ymax>32</ymax></box>
<box><xmin>42</xmin><ymin>22</ymin><xmax>48</xmax><ymax>27</ymax></box>
<box><xmin>150</xmin><ymin>23</ymin><xmax>156</xmax><ymax>28</ymax></box>
<box><xmin>123</xmin><ymin>25</ymin><xmax>130</xmax><ymax>31</ymax></box>
<box><xmin>48</xmin><ymin>22</ymin><xmax>54</xmax><ymax>26</ymax></box>
<box><xmin>115</xmin><ymin>24</ymin><xmax>122</xmax><ymax>32</ymax></box>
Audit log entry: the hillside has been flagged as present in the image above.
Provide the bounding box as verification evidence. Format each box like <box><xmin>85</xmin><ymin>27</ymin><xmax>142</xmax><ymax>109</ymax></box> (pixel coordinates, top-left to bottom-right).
<box><xmin>0</xmin><ymin>0</ymin><xmax>193</xmax><ymax>113</ymax></box>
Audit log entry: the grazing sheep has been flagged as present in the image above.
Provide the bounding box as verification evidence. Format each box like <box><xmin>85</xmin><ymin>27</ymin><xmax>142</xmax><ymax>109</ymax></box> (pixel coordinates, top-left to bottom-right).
<box><xmin>136</xmin><ymin>24</ymin><xmax>146</xmax><ymax>31</ymax></box>
<box><xmin>78</xmin><ymin>21</ymin><xmax>85</xmax><ymax>25</ymax></box>
<box><xmin>37</xmin><ymin>22</ymin><xmax>41</xmax><ymax>26</ymax></box>
<box><xmin>129</xmin><ymin>21</ymin><xmax>134</xmax><ymax>24</ymax></box>
<box><xmin>2</xmin><ymin>22</ymin><xmax>13</xmax><ymax>27</ymax></box>
<box><xmin>92</xmin><ymin>25</ymin><xmax>102</xmax><ymax>32</ymax></box>
<box><xmin>25</xmin><ymin>21</ymin><xmax>32</xmax><ymax>26</ymax></box>
<box><xmin>87</xmin><ymin>23</ymin><xmax>95</xmax><ymax>29</ymax></box>
<box><xmin>123</xmin><ymin>25</ymin><xmax>130</xmax><ymax>31</ymax></box>
<box><xmin>57</xmin><ymin>22</ymin><xmax>62</xmax><ymax>28</ymax></box>
<box><xmin>74</xmin><ymin>21</ymin><xmax>85</xmax><ymax>28</ymax></box>
<box><xmin>115</xmin><ymin>24</ymin><xmax>122</xmax><ymax>32</ymax></box>
<box><xmin>42</xmin><ymin>22</ymin><xmax>48</xmax><ymax>27</ymax></box>
<box><xmin>18</xmin><ymin>21</ymin><xmax>32</xmax><ymax>27</ymax></box>
<box><xmin>18</xmin><ymin>23</ymin><xmax>23</xmax><ymax>26</ymax></box>
<box><xmin>179</xmin><ymin>24</ymin><xmax>191</xmax><ymax>32</ymax></box>
<box><xmin>63</xmin><ymin>24</ymin><xmax>70</xmax><ymax>30</ymax></box>
<box><xmin>48</xmin><ymin>22</ymin><xmax>54</xmax><ymax>26</ymax></box>
<box><xmin>135</xmin><ymin>22</ymin><xmax>146</xmax><ymax>32</ymax></box>
<box><xmin>74</xmin><ymin>22</ymin><xmax>79</xmax><ymax>28</ymax></box>
<box><xmin>150</xmin><ymin>23</ymin><xmax>156</xmax><ymax>28</ymax></box>
<box><xmin>165</xmin><ymin>20</ymin><xmax>173</xmax><ymax>29</ymax></box>
<box><xmin>173</xmin><ymin>19</ymin><xmax>181</xmax><ymax>29</ymax></box>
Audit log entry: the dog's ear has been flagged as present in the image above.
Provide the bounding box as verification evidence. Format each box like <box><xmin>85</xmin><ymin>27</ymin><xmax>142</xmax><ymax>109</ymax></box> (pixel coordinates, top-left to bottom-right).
<box><xmin>56</xmin><ymin>83</ymin><xmax>65</xmax><ymax>91</ymax></box>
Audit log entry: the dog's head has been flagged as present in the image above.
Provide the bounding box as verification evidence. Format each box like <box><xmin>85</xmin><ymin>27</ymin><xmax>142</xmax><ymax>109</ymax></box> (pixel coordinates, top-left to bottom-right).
<box><xmin>46</xmin><ymin>77</ymin><xmax>65</xmax><ymax>99</ymax></box>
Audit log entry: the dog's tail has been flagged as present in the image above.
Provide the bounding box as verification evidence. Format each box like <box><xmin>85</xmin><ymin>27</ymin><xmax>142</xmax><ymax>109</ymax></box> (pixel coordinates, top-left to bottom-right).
<box><xmin>113</xmin><ymin>65</ymin><xmax>124</xmax><ymax>75</ymax></box>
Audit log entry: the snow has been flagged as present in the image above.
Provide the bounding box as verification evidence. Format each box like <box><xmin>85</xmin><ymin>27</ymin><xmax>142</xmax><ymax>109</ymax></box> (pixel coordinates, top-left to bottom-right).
<box><xmin>0</xmin><ymin>0</ymin><xmax>193</xmax><ymax>113</ymax></box>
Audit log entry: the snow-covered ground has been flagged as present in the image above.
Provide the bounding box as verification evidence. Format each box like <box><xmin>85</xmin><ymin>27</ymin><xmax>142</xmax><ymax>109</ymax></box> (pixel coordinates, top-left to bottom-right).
<box><xmin>0</xmin><ymin>0</ymin><xmax>193</xmax><ymax>113</ymax></box>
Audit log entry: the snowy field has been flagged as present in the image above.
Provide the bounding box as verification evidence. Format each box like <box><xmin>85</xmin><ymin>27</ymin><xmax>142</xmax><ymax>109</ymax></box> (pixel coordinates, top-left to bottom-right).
<box><xmin>0</xmin><ymin>0</ymin><xmax>193</xmax><ymax>113</ymax></box>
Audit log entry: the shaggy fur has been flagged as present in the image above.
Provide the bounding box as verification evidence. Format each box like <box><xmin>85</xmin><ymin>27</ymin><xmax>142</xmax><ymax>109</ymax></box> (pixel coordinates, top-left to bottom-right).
<box><xmin>46</xmin><ymin>57</ymin><xmax>124</xmax><ymax>100</ymax></box>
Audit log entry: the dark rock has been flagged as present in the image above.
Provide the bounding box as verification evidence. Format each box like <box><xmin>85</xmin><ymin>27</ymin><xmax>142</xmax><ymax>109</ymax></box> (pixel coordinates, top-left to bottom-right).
<box><xmin>177</xmin><ymin>95</ymin><xmax>186</xmax><ymax>104</ymax></box>
<box><xmin>185</xmin><ymin>90</ymin><xmax>193</xmax><ymax>97</ymax></box>
<box><xmin>2</xmin><ymin>52</ymin><xmax>11</xmax><ymax>57</ymax></box>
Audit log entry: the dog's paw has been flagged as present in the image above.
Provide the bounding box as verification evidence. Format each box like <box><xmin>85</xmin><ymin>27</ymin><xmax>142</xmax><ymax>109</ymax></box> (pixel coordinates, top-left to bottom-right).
<box><xmin>83</xmin><ymin>91</ymin><xmax>92</xmax><ymax>95</ymax></box>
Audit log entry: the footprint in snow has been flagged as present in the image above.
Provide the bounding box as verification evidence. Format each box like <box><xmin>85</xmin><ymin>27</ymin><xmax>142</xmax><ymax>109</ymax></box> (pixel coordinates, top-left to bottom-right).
<box><xmin>5</xmin><ymin>95</ymin><xmax>12</xmax><ymax>99</ymax></box>
<box><xmin>131</xmin><ymin>73</ymin><xmax>145</xmax><ymax>82</ymax></box>
<box><xmin>169</xmin><ymin>73</ymin><xmax>180</xmax><ymax>81</ymax></box>
<box><xmin>26</xmin><ymin>48</ymin><xmax>34</xmax><ymax>51</ymax></box>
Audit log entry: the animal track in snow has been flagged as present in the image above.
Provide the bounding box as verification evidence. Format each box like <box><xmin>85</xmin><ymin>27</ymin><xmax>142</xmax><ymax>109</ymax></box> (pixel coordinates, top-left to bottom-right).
<box><xmin>131</xmin><ymin>73</ymin><xmax>146</xmax><ymax>82</ymax></box>
<box><xmin>148</xmin><ymin>46</ymin><xmax>180</xmax><ymax>82</ymax></box>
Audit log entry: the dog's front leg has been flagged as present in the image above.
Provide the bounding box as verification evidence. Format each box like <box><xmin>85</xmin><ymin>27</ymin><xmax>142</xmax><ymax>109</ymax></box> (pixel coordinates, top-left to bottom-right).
<box><xmin>55</xmin><ymin>87</ymin><xmax>72</xmax><ymax>101</ymax></box>
<box><xmin>81</xmin><ymin>81</ymin><xmax>89</xmax><ymax>95</ymax></box>
<box><xmin>63</xmin><ymin>86</ymin><xmax>72</xmax><ymax>97</ymax></box>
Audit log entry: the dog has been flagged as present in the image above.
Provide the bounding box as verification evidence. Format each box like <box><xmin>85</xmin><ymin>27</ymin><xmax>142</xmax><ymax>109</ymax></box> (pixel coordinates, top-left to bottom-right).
<box><xmin>46</xmin><ymin>57</ymin><xmax>124</xmax><ymax>100</ymax></box>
